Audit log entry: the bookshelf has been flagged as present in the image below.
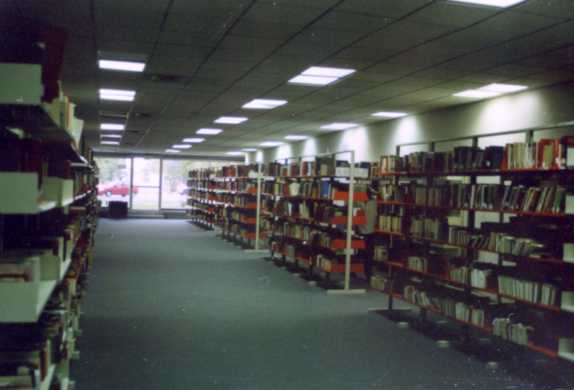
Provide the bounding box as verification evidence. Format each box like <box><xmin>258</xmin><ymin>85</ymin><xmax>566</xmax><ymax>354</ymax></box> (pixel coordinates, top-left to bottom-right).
<box><xmin>371</xmin><ymin>127</ymin><xmax>574</xmax><ymax>363</ymax></box>
<box><xmin>0</xmin><ymin>63</ymin><xmax>99</xmax><ymax>389</ymax></box>
<box><xmin>187</xmin><ymin>164</ymin><xmax>265</xmax><ymax>249</ymax></box>
<box><xmin>262</xmin><ymin>152</ymin><xmax>371</xmax><ymax>293</ymax></box>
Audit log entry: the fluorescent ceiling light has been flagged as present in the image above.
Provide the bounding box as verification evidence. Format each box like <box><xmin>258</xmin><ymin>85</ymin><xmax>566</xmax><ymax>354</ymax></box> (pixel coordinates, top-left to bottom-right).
<box><xmin>226</xmin><ymin>151</ymin><xmax>244</xmax><ymax>156</ymax></box>
<box><xmin>101</xmin><ymin>141</ymin><xmax>119</xmax><ymax>145</ymax></box>
<box><xmin>242</xmin><ymin>98</ymin><xmax>288</xmax><ymax>110</ymax></box>
<box><xmin>183</xmin><ymin>137</ymin><xmax>205</xmax><ymax>143</ymax></box>
<box><xmin>165</xmin><ymin>149</ymin><xmax>180</xmax><ymax>153</ymax></box>
<box><xmin>101</xmin><ymin>134</ymin><xmax>122</xmax><ymax>139</ymax></box>
<box><xmin>100</xmin><ymin>123</ymin><xmax>125</xmax><ymax>131</ymax></box>
<box><xmin>285</xmin><ymin>135</ymin><xmax>309</xmax><ymax>140</ymax></box>
<box><xmin>241</xmin><ymin>148</ymin><xmax>257</xmax><ymax>152</ymax></box>
<box><xmin>99</xmin><ymin>88</ymin><xmax>136</xmax><ymax>102</ymax></box>
<box><xmin>480</xmin><ymin>83</ymin><xmax>528</xmax><ymax>93</ymax></box>
<box><xmin>260</xmin><ymin>141</ymin><xmax>283</xmax><ymax>147</ymax></box>
<box><xmin>454</xmin><ymin>89</ymin><xmax>500</xmax><ymax>99</ymax></box>
<box><xmin>98</xmin><ymin>60</ymin><xmax>146</xmax><ymax>72</ymax></box>
<box><xmin>372</xmin><ymin>111</ymin><xmax>408</xmax><ymax>118</ymax></box>
<box><xmin>196</xmin><ymin>128</ymin><xmax>223</xmax><ymax>135</ymax></box>
<box><xmin>214</xmin><ymin>116</ymin><xmax>248</xmax><ymax>124</ymax></box>
<box><xmin>320</xmin><ymin>122</ymin><xmax>359</xmax><ymax>130</ymax></box>
<box><xmin>302</xmin><ymin>66</ymin><xmax>355</xmax><ymax>78</ymax></box>
<box><xmin>449</xmin><ymin>0</ymin><xmax>526</xmax><ymax>7</ymax></box>
<box><xmin>173</xmin><ymin>144</ymin><xmax>192</xmax><ymax>149</ymax></box>
<box><xmin>288</xmin><ymin>75</ymin><xmax>338</xmax><ymax>86</ymax></box>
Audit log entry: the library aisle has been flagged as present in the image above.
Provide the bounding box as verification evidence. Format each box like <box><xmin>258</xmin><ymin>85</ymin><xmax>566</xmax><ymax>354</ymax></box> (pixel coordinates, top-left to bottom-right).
<box><xmin>74</xmin><ymin>219</ymin><xmax>543</xmax><ymax>390</ymax></box>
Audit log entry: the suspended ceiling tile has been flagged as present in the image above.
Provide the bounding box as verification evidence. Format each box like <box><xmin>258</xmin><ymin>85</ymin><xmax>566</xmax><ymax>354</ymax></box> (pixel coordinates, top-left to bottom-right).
<box><xmin>241</xmin><ymin>2</ymin><xmax>325</xmax><ymax>27</ymax></box>
<box><xmin>310</xmin><ymin>10</ymin><xmax>394</xmax><ymax>33</ymax></box>
<box><xmin>514</xmin><ymin>0</ymin><xmax>574</xmax><ymax>18</ymax></box>
<box><xmin>356</xmin><ymin>20</ymin><xmax>457</xmax><ymax>49</ymax></box>
<box><xmin>230</xmin><ymin>20</ymin><xmax>304</xmax><ymax>40</ymax></box>
<box><xmin>404</xmin><ymin>1</ymin><xmax>497</xmax><ymax>28</ymax></box>
<box><xmin>336</xmin><ymin>0</ymin><xmax>433</xmax><ymax>19</ymax></box>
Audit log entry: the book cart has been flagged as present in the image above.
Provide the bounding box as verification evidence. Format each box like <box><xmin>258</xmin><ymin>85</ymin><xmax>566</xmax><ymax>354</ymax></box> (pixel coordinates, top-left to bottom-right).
<box><xmin>370</xmin><ymin>124</ymin><xmax>574</xmax><ymax>372</ymax></box>
<box><xmin>262</xmin><ymin>151</ymin><xmax>370</xmax><ymax>294</ymax></box>
<box><xmin>0</xmin><ymin>63</ymin><xmax>99</xmax><ymax>389</ymax></box>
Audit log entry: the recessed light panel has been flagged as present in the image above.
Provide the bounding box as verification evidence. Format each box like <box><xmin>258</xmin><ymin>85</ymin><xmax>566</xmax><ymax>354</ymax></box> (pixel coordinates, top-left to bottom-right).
<box><xmin>101</xmin><ymin>141</ymin><xmax>119</xmax><ymax>145</ymax></box>
<box><xmin>480</xmin><ymin>83</ymin><xmax>528</xmax><ymax>93</ymax></box>
<box><xmin>100</xmin><ymin>123</ymin><xmax>125</xmax><ymax>131</ymax></box>
<box><xmin>226</xmin><ymin>151</ymin><xmax>244</xmax><ymax>156</ymax></box>
<box><xmin>99</xmin><ymin>88</ymin><xmax>136</xmax><ymax>102</ymax></box>
<box><xmin>454</xmin><ymin>89</ymin><xmax>500</xmax><ymax>99</ymax></box>
<box><xmin>98</xmin><ymin>60</ymin><xmax>146</xmax><ymax>72</ymax></box>
<box><xmin>288</xmin><ymin>75</ymin><xmax>338</xmax><ymax>86</ymax></box>
<box><xmin>288</xmin><ymin>66</ymin><xmax>355</xmax><ymax>86</ymax></box>
<box><xmin>372</xmin><ymin>111</ymin><xmax>408</xmax><ymax>118</ymax></box>
<box><xmin>241</xmin><ymin>148</ymin><xmax>257</xmax><ymax>152</ymax></box>
<box><xmin>196</xmin><ymin>128</ymin><xmax>223</xmax><ymax>135</ymax></box>
<box><xmin>285</xmin><ymin>135</ymin><xmax>309</xmax><ymax>140</ymax></box>
<box><xmin>173</xmin><ymin>144</ymin><xmax>192</xmax><ymax>149</ymax></box>
<box><xmin>320</xmin><ymin>123</ymin><xmax>359</xmax><ymax>130</ymax></box>
<box><xmin>214</xmin><ymin>116</ymin><xmax>248</xmax><ymax>124</ymax></box>
<box><xmin>450</xmin><ymin>0</ymin><xmax>526</xmax><ymax>7</ymax></box>
<box><xmin>165</xmin><ymin>149</ymin><xmax>180</xmax><ymax>153</ymax></box>
<box><xmin>242</xmin><ymin>99</ymin><xmax>288</xmax><ymax>110</ymax></box>
<box><xmin>101</xmin><ymin>134</ymin><xmax>122</xmax><ymax>139</ymax></box>
<box><xmin>183</xmin><ymin>137</ymin><xmax>205</xmax><ymax>143</ymax></box>
<box><xmin>260</xmin><ymin>141</ymin><xmax>283</xmax><ymax>147</ymax></box>
<box><xmin>302</xmin><ymin>66</ymin><xmax>355</xmax><ymax>78</ymax></box>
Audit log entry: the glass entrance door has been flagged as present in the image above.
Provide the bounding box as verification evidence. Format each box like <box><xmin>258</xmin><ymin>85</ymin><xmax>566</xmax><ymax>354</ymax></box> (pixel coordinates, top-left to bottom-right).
<box><xmin>132</xmin><ymin>157</ymin><xmax>160</xmax><ymax>210</ymax></box>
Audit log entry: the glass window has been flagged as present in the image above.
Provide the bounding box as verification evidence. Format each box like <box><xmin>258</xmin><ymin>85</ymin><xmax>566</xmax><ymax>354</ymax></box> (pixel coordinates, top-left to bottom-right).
<box><xmin>95</xmin><ymin>157</ymin><xmax>132</xmax><ymax>207</ymax></box>
<box><xmin>161</xmin><ymin>160</ymin><xmax>194</xmax><ymax>209</ymax></box>
<box><xmin>132</xmin><ymin>157</ymin><xmax>160</xmax><ymax>210</ymax></box>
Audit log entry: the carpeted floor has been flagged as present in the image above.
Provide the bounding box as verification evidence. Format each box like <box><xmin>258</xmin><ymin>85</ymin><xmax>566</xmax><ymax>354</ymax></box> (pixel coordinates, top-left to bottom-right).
<box><xmin>72</xmin><ymin>219</ymin><xmax>563</xmax><ymax>389</ymax></box>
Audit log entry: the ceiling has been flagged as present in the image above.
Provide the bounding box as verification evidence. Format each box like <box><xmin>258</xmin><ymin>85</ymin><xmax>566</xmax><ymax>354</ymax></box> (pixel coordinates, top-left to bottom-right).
<box><xmin>4</xmin><ymin>0</ymin><xmax>574</xmax><ymax>157</ymax></box>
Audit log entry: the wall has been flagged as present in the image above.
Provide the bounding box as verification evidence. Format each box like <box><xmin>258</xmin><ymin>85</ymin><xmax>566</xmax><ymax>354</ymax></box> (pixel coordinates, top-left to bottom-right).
<box><xmin>248</xmin><ymin>81</ymin><xmax>574</xmax><ymax>164</ymax></box>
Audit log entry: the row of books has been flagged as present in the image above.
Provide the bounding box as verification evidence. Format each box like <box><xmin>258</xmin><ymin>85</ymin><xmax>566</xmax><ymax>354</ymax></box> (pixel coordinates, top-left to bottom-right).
<box><xmin>403</xmin><ymin>285</ymin><xmax>487</xmax><ymax>327</ymax></box>
<box><xmin>378</xmin><ymin>214</ymin><xmax>405</xmax><ymax>233</ymax></box>
<box><xmin>380</xmin><ymin>146</ymin><xmax>505</xmax><ymax>173</ymax></box>
<box><xmin>492</xmin><ymin>317</ymin><xmax>532</xmax><ymax>346</ymax></box>
<box><xmin>373</xmin><ymin>246</ymin><xmax>389</xmax><ymax>262</ymax></box>
<box><xmin>267</xmin><ymin>159</ymin><xmax>372</xmax><ymax>178</ymax></box>
<box><xmin>497</xmin><ymin>275</ymin><xmax>558</xmax><ymax>306</ymax></box>
<box><xmin>448</xmin><ymin>266</ymin><xmax>494</xmax><ymax>290</ymax></box>
<box><xmin>422</xmin><ymin>182</ymin><xmax>569</xmax><ymax>214</ymax></box>
<box><xmin>487</xmin><ymin>233</ymin><xmax>546</xmax><ymax>257</ymax></box>
<box><xmin>409</xmin><ymin>216</ymin><xmax>449</xmax><ymax>241</ymax></box>
<box><xmin>407</xmin><ymin>256</ymin><xmax>428</xmax><ymax>273</ymax></box>
<box><xmin>380</xmin><ymin>137</ymin><xmax>574</xmax><ymax>173</ymax></box>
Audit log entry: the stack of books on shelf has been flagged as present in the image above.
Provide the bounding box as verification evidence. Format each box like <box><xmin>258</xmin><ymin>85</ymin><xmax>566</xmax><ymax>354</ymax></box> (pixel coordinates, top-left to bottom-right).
<box><xmin>492</xmin><ymin>317</ymin><xmax>533</xmax><ymax>346</ymax></box>
<box><xmin>378</xmin><ymin>213</ymin><xmax>404</xmax><ymax>233</ymax></box>
<box><xmin>470</xmin><ymin>268</ymin><xmax>494</xmax><ymax>289</ymax></box>
<box><xmin>407</xmin><ymin>256</ymin><xmax>428</xmax><ymax>273</ymax></box>
<box><xmin>410</xmin><ymin>216</ymin><xmax>449</xmax><ymax>240</ymax></box>
<box><xmin>487</xmin><ymin>233</ymin><xmax>546</xmax><ymax>257</ymax></box>
<box><xmin>373</xmin><ymin>245</ymin><xmax>389</xmax><ymax>262</ymax></box>
<box><xmin>377</xmin><ymin>181</ymin><xmax>414</xmax><ymax>203</ymax></box>
<box><xmin>497</xmin><ymin>275</ymin><xmax>558</xmax><ymax>306</ymax></box>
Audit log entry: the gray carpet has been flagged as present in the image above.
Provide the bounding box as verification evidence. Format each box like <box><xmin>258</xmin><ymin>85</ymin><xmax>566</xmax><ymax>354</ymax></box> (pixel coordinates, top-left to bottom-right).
<box><xmin>72</xmin><ymin>219</ymin><xmax>552</xmax><ymax>389</ymax></box>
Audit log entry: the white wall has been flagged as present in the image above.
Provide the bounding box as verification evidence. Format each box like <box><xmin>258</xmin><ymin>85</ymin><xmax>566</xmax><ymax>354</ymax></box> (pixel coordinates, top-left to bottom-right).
<box><xmin>247</xmin><ymin>81</ymin><xmax>574</xmax><ymax>164</ymax></box>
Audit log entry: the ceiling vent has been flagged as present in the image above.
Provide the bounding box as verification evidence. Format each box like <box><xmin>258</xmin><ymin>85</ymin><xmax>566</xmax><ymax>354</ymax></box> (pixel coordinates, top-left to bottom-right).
<box><xmin>99</xmin><ymin>110</ymin><xmax>129</xmax><ymax>121</ymax></box>
<box><xmin>145</xmin><ymin>73</ymin><xmax>185</xmax><ymax>84</ymax></box>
